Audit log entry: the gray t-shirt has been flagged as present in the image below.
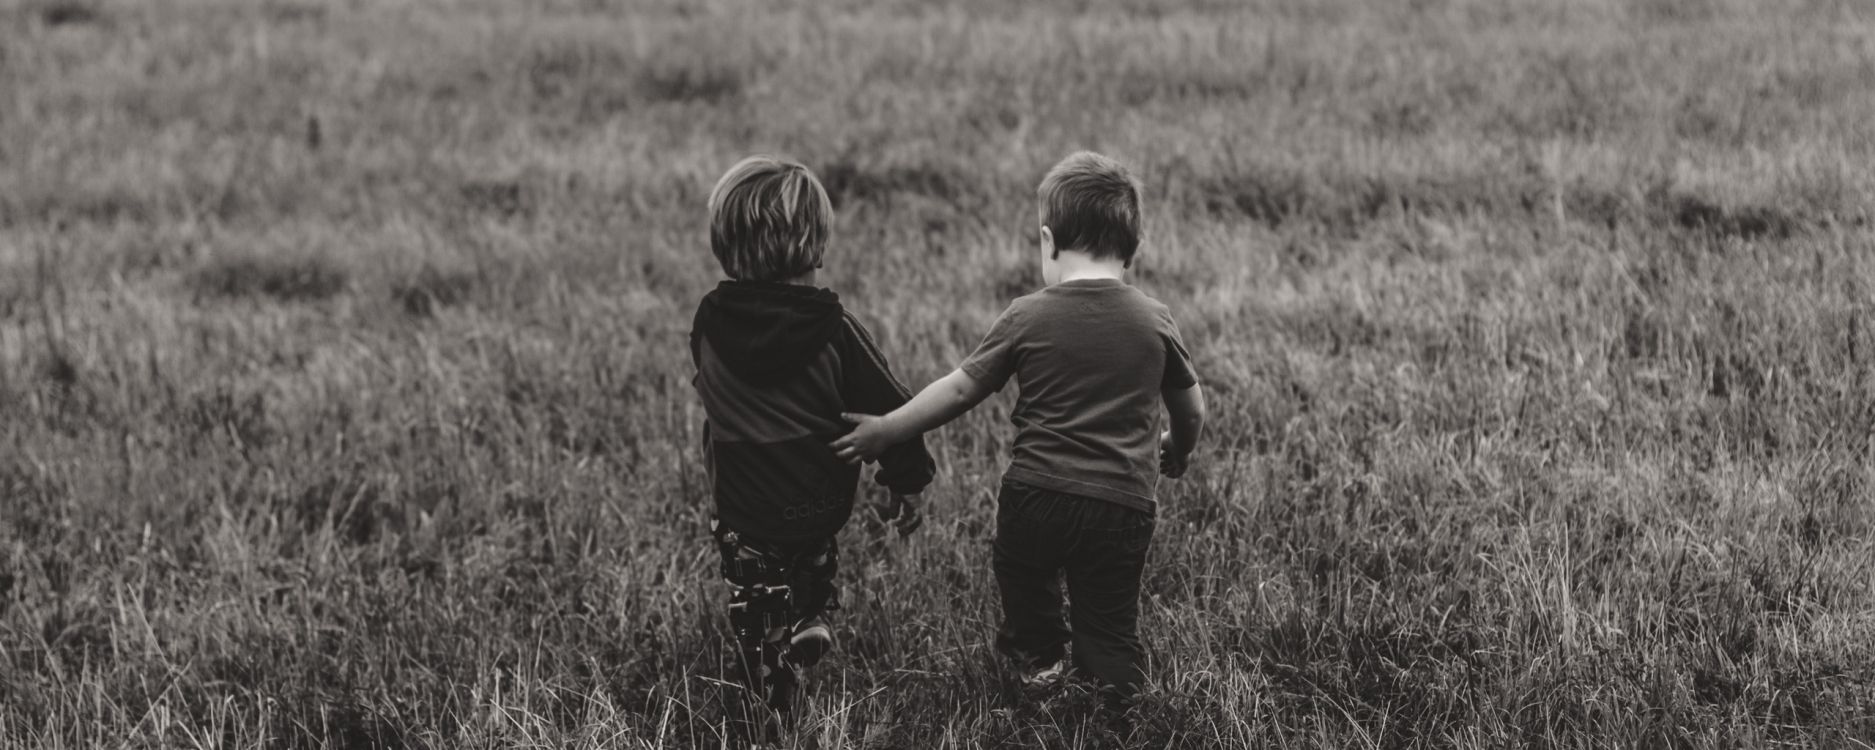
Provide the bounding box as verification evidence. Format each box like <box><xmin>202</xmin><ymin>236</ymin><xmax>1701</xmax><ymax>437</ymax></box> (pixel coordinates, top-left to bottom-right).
<box><xmin>959</xmin><ymin>278</ymin><xmax>1198</xmax><ymax>513</ymax></box>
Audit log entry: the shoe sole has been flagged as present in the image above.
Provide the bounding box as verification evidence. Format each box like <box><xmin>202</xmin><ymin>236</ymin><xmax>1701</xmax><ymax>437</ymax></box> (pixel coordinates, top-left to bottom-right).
<box><xmin>789</xmin><ymin>626</ymin><xmax>833</xmax><ymax>669</ymax></box>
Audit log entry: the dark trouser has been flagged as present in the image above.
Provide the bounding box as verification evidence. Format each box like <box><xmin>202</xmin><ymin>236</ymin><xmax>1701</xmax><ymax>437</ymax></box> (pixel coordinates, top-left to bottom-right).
<box><xmin>712</xmin><ymin>520</ymin><xmax>839</xmax><ymax>710</ymax></box>
<box><xmin>992</xmin><ymin>478</ymin><xmax>1156</xmax><ymax>701</ymax></box>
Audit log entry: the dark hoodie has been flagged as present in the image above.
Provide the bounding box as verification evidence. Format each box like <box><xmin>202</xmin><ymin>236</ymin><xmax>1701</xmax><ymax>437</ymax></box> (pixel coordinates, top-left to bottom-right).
<box><xmin>690</xmin><ymin>281</ymin><xmax>936</xmax><ymax>542</ymax></box>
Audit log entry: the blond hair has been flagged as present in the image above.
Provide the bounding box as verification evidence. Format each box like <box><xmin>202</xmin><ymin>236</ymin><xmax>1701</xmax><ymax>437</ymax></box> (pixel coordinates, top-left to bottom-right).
<box><xmin>1037</xmin><ymin>151</ymin><xmax>1142</xmax><ymax>264</ymax></box>
<box><xmin>707</xmin><ymin>155</ymin><xmax>833</xmax><ymax>282</ymax></box>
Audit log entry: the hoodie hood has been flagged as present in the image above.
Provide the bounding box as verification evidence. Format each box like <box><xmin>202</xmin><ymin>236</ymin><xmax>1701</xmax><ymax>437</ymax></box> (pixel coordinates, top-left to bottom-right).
<box><xmin>692</xmin><ymin>281</ymin><xmax>845</xmax><ymax>385</ymax></box>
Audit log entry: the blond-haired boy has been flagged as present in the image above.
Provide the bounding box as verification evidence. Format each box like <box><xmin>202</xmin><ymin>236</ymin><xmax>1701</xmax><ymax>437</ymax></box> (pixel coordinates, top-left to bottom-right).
<box><xmin>691</xmin><ymin>155</ymin><xmax>933</xmax><ymax>715</ymax></box>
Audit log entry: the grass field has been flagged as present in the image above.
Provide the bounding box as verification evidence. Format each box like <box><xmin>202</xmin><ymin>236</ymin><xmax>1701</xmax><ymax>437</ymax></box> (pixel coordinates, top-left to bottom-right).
<box><xmin>4</xmin><ymin>0</ymin><xmax>1875</xmax><ymax>747</ymax></box>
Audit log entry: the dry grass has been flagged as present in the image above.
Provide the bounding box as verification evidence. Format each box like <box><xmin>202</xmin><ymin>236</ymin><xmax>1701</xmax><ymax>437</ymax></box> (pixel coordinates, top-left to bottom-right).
<box><xmin>3</xmin><ymin>0</ymin><xmax>1874</xmax><ymax>747</ymax></box>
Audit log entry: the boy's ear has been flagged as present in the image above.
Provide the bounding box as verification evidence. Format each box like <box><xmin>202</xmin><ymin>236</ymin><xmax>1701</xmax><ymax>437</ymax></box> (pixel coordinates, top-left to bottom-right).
<box><xmin>1040</xmin><ymin>225</ymin><xmax>1056</xmax><ymax>260</ymax></box>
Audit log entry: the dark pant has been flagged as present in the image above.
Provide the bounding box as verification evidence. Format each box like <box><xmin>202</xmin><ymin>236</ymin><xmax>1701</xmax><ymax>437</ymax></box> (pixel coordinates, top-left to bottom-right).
<box><xmin>992</xmin><ymin>478</ymin><xmax>1156</xmax><ymax>699</ymax></box>
<box><xmin>712</xmin><ymin>520</ymin><xmax>839</xmax><ymax>709</ymax></box>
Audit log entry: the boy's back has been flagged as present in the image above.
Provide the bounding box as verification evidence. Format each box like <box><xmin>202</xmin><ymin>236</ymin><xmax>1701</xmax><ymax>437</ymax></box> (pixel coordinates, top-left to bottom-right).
<box><xmin>829</xmin><ymin>150</ymin><xmax>1207</xmax><ymax>710</ymax></box>
<box><xmin>960</xmin><ymin>279</ymin><xmax>1195</xmax><ymax>513</ymax></box>
<box><xmin>692</xmin><ymin>280</ymin><xmax>934</xmax><ymax>542</ymax></box>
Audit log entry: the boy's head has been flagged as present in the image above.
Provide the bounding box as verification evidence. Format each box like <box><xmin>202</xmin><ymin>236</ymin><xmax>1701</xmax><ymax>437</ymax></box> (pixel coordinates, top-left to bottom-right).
<box><xmin>1036</xmin><ymin>151</ymin><xmax>1142</xmax><ymax>267</ymax></box>
<box><xmin>708</xmin><ymin>155</ymin><xmax>833</xmax><ymax>282</ymax></box>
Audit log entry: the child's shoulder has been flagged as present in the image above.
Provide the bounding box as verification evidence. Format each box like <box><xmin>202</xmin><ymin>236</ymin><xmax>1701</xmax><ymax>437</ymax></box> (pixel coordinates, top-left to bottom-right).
<box><xmin>831</xmin><ymin>304</ymin><xmax>873</xmax><ymax>336</ymax></box>
<box><xmin>831</xmin><ymin>304</ymin><xmax>901</xmax><ymax>358</ymax></box>
<box><xmin>1027</xmin><ymin>281</ymin><xmax>1176</xmax><ymax>317</ymax></box>
<box><xmin>1123</xmin><ymin>283</ymin><xmax>1175</xmax><ymax>309</ymax></box>
<box><xmin>994</xmin><ymin>288</ymin><xmax>1057</xmax><ymax>327</ymax></box>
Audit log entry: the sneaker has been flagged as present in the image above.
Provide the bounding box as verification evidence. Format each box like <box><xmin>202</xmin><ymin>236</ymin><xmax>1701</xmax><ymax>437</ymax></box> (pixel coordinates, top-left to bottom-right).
<box><xmin>788</xmin><ymin>620</ymin><xmax>834</xmax><ymax>669</ymax></box>
<box><xmin>1020</xmin><ymin>659</ymin><xmax>1069</xmax><ymax>691</ymax></box>
<box><xmin>764</xmin><ymin>665</ymin><xmax>799</xmax><ymax>712</ymax></box>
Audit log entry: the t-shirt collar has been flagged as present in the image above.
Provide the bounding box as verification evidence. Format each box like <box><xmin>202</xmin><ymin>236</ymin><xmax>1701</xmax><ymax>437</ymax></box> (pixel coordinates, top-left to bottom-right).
<box><xmin>1053</xmin><ymin>277</ymin><xmax>1125</xmax><ymax>289</ymax></box>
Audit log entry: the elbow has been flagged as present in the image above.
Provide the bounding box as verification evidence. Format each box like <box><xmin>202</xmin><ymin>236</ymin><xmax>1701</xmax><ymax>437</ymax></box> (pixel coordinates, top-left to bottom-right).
<box><xmin>948</xmin><ymin>377</ymin><xmax>977</xmax><ymax>404</ymax></box>
<box><xmin>946</xmin><ymin>371</ymin><xmax>989</xmax><ymax>408</ymax></box>
<box><xmin>1171</xmin><ymin>385</ymin><xmax>1206</xmax><ymax>424</ymax></box>
<box><xmin>1174</xmin><ymin>388</ymin><xmax>1207</xmax><ymax>440</ymax></box>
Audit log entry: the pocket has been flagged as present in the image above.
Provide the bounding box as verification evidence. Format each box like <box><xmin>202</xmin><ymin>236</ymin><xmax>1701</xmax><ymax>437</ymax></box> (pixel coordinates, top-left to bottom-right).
<box><xmin>996</xmin><ymin>478</ymin><xmax>1042</xmax><ymax>516</ymax></box>
<box><xmin>995</xmin><ymin>484</ymin><xmax>1034</xmax><ymax>534</ymax></box>
<box><xmin>999</xmin><ymin>477</ymin><xmax>1041</xmax><ymax>497</ymax></box>
<box><xmin>1115</xmin><ymin>512</ymin><xmax>1156</xmax><ymax>557</ymax></box>
<box><xmin>996</xmin><ymin>480</ymin><xmax>1060</xmax><ymax>543</ymax></box>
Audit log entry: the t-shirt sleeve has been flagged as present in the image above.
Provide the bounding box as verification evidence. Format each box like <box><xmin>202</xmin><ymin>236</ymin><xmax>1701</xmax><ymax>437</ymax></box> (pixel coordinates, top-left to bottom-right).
<box><xmin>957</xmin><ymin>304</ymin><xmax>1021</xmax><ymax>392</ymax></box>
<box><xmin>1160</xmin><ymin>312</ymin><xmax>1199</xmax><ymax>391</ymax></box>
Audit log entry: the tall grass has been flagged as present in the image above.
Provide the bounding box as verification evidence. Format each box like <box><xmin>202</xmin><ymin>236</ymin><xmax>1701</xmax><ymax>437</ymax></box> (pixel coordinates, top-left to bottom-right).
<box><xmin>2</xmin><ymin>0</ymin><xmax>1873</xmax><ymax>747</ymax></box>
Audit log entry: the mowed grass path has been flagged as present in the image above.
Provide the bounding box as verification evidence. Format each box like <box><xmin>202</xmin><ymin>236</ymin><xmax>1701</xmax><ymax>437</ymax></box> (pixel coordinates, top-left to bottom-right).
<box><xmin>3</xmin><ymin>0</ymin><xmax>1874</xmax><ymax>747</ymax></box>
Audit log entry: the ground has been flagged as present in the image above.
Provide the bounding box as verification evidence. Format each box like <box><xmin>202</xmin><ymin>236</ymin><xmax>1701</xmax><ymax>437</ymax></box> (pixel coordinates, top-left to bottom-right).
<box><xmin>2</xmin><ymin>0</ymin><xmax>1874</xmax><ymax>747</ymax></box>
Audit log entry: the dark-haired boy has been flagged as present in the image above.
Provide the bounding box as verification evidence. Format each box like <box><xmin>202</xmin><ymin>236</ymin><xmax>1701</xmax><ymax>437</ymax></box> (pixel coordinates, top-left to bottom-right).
<box><xmin>832</xmin><ymin>151</ymin><xmax>1206</xmax><ymax>707</ymax></box>
<box><xmin>691</xmin><ymin>155</ymin><xmax>935</xmax><ymax>715</ymax></box>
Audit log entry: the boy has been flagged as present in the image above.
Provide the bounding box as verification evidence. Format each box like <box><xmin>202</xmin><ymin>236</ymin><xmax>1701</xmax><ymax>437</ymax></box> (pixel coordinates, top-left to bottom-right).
<box><xmin>690</xmin><ymin>155</ymin><xmax>934</xmax><ymax>715</ymax></box>
<box><xmin>831</xmin><ymin>151</ymin><xmax>1205</xmax><ymax>708</ymax></box>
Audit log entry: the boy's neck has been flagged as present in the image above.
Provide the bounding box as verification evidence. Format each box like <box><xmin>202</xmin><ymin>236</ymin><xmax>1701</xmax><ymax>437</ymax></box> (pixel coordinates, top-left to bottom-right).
<box><xmin>1051</xmin><ymin>251</ymin><xmax>1127</xmax><ymax>284</ymax></box>
<box><xmin>772</xmin><ymin>269</ymin><xmax>818</xmax><ymax>287</ymax></box>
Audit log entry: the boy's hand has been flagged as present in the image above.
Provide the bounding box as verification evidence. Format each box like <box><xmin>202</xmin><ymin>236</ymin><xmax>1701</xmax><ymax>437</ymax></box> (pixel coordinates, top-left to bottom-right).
<box><xmin>870</xmin><ymin>492</ymin><xmax>923</xmax><ymax>537</ymax></box>
<box><xmin>1159</xmin><ymin>430</ymin><xmax>1191</xmax><ymax>478</ymax></box>
<box><xmin>830</xmin><ymin>413</ymin><xmax>898</xmax><ymax>464</ymax></box>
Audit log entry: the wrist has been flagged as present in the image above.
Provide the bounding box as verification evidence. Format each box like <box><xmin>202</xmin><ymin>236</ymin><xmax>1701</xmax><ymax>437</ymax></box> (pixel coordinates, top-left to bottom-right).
<box><xmin>879</xmin><ymin>413</ymin><xmax>910</xmax><ymax>444</ymax></box>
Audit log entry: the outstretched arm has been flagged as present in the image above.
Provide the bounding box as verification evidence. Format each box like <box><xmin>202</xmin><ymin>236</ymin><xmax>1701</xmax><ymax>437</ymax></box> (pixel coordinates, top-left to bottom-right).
<box><xmin>831</xmin><ymin>368</ymin><xmax>997</xmax><ymax>463</ymax></box>
<box><xmin>1159</xmin><ymin>382</ymin><xmax>1206</xmax><ymax>478</ymax></box>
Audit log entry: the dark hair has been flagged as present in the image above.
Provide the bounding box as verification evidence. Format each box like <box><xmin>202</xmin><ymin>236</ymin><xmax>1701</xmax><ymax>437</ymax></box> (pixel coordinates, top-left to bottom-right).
<box><xmin>1037</xmin><ymin>151</ymin><xmax>1142</xmax><ymax>264</ymax></box>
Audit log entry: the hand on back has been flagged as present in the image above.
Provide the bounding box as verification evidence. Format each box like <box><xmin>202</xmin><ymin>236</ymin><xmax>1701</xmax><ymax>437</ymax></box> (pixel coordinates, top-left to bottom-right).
<box><xmin>830</xmin><ymin>413</ymin><xmax>896</xmax><ymax>464</ymax></box>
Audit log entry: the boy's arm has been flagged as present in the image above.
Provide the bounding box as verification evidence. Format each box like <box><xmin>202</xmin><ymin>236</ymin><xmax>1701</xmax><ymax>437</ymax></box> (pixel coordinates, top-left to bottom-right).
<box><xmin>1156</xmin><ymin>307</ymin><xmax>1203</xmax><ymax>477</ymax></box>
<box><xmin>832</xmin><ymin>368</ymin><xmax>996</xmax><ymax>463</ymax></box>
<box><xmin>834</xmin><ymin>302</ymin><xmax>1020</xmax><ymax>464</ymax></box>
<box><xmin>1159</xmin><ymin>382</ymin><xmax>1206</xmax><ymax>478</ymax></box>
